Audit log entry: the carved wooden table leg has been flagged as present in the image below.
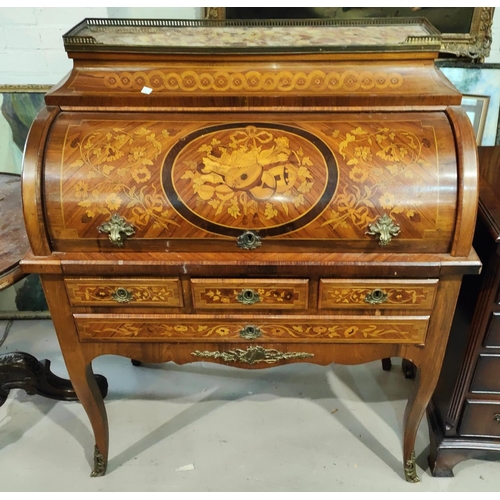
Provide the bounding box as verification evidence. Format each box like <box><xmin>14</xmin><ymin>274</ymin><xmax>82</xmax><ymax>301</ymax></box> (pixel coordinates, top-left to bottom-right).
<box><xmin>0</xmin><ymin>351</ymin><xmax>108</xmax><ymax>406</ymax></box>
<box><xmin>402</xmin><ymin>359</ymin><xmax>417</xmax><ymax>379</ymax></box>
<box><xmin>381</xmin><ymin>358</ymin><xmax>392</xmax><ymax>371</ymax></box>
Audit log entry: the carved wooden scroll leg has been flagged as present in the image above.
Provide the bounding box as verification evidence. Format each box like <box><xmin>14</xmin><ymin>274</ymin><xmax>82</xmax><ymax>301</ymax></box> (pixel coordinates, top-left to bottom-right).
<box><xmin>0</xmin><ymin>352</ymin><xmax>108</xmax><ymax>406</ymax></box>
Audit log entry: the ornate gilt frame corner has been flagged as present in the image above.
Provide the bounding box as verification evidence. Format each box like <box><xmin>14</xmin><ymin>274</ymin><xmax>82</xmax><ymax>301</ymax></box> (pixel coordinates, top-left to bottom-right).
<box><xmin>440</xmin><ymin>7</ymin><xmax>494</xmax><ymax>61</ymax></box>
<box><xmin>203</xmin><ymin>7</ymin><xmax>495</xmax><ymax>61</ymax></box>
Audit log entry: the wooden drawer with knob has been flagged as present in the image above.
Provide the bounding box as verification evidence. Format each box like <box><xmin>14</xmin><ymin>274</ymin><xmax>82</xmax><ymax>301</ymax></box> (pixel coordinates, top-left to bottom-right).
<box><xmin>459</xmin><ymin>401</ymin><xmax>500</xmax><ymax>438</ymax></box>
<box><xmin>470</xmin><ymin>354</ymin><xmax>500</xmax><ymax>394</ymax></box>
<box><xmin>190</xmin><ymin>278</ymin><xmax>309</xmax><ymax>310</ymax></box>
<box><xmin>319</xmin><ymin>279</ymin><xmax>438</xmax><ymax>310</ymax></box>
<box><xmin>74</xmin><ymin>313</ymin><xmax>429</xmax><ymax>344</ymax></box>
<box><xmin>64</xmin><ymin>278</ymin><xmax>183</xmax><ymax>307</ymax></box>
<box><xmin>484</xmin><ymin>312</ymin><xmax>500</xmax><ymax>348</ymax></box>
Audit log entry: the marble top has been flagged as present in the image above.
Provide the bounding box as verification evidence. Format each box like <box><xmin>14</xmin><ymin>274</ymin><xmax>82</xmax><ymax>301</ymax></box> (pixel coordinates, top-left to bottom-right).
<box><xmin>64</xmin><ymin>19</ymin><xmax>440</xmax><ymax>53</ymax></box>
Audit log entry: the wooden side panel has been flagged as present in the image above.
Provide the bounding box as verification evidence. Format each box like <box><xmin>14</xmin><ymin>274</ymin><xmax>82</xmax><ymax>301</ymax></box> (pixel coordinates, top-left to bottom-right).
<box><xmin>22</xmin><ymin>106</ymin><xmax>59</xmax><ymax>256</ymax></box>
<box><xmin>191</xmin><ymin>278</ymin><xmax>308</xmax><ymax>310</ymax></box>
<box><xmin>74</xmin><ymin>313</ymin><xmax>429</xmax><ymax>344</ymax></box>
<box><xmin>447</xmin><ymin>106</ymin><xmax>479</xmax><ymax>257</ymax></box>
<box><xmin>64</xmin><ymin>277</ymin><xmax>183</xmax><ymax>307</ymax></box>
<box><xmin>319</xmin><ymin>278</ymin><xmax>438</xmax><ymax>310</ymax></box>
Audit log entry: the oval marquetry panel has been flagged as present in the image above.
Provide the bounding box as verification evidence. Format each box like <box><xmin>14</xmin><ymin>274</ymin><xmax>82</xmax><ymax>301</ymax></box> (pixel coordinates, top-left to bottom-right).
<box><xmin>319</xmin><ymin>278</ymin><xmax>438</xmax><ymax>310</ymax></box>
<box><xmin>74</xmin><ymin>314</ymin><xmax>429</xmax><ymax>344</ymax></box>
<box><xmin>64</xmin><ymin>278</ymin><xmax>183</xmax><ymax>307</ymax></box>
<box><xmin>190</xmin><ymin>278</ymin><xmax>308</xmax><ymax>310</ymax></box>
<box><xmin>164</xmin><ymin>123</ymin><xmax>337</xmax><ymax>236</ymax></box>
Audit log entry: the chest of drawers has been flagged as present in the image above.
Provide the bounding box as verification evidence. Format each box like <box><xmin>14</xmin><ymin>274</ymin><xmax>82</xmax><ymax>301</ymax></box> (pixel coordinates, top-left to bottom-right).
<box><xmin>20</xmin><ymin>18</ymin><xmax>481</xmax><ymax>482</ymax></box>
<box><xmin>428</xmin><ymin>146</ymin><xmax>500</xmax><ymax>476</ymax></box>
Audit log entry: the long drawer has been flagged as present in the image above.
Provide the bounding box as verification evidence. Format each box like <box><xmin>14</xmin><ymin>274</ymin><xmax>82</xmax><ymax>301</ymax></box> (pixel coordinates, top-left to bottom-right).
<box><xmin>74</xmin><ymin>314</ymin><xmax>430</xmax><ymax>344</ymax></box>
<box><xmin>319</xmin><ymin>279</ymin><xmax>438</xmax><ymax>310</ymax></box>
<box><xmin>64</xmin><ymin>278</ymin><xmax>183</xmax><ymax>307</ymax></box>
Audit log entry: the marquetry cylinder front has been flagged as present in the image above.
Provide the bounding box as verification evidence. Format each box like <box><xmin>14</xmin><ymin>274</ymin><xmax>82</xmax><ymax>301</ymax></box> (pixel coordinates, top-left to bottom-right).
<box><xmin>38</xmin><ymin>110</ymin><xmax>461</xmax><ymax>254</ymax></box>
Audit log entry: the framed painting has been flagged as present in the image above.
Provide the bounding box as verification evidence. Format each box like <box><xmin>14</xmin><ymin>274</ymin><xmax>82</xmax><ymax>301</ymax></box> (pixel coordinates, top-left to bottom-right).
<box><xmin>461</xmin><ymin>95</ymin><xmax>490</xmax><ymax>145</ymax></box>
<box><xmin>0</xmin><ymin>84</ymin><xmax>52</xmax><ymax>317</ymax></box>
<box><xmin>0</xmin><ymin>85</ymin><xmax>51</xmax><ymax>175</ymax></box>
<box><xmin>437</xmin><ymin>63</ymin><xmax>500</xmax><ymax>146</ymax></box>
<box><xmin>204</xmin><ymin>7</ymin><xmax>494</xmax><ymax>60</ymax></box>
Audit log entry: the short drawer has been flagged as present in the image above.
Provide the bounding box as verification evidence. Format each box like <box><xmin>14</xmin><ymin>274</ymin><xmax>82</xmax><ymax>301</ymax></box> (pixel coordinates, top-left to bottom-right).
<box><xmin>191</xmin><ymin>279</ymin><xmax>308</xmax><ymax>310</ymax></box>
<box><xmin>319</xmin><ymin>279</ymin><xmax>438</xmax><ymax>310</ymax></box>
<box><xmin>459</xmin><ymin>401</ymin><xmax>500</xmax><ymax>438</ymax></box>
<box><xmin>470</xmin><ymin>354</ymin><xmax>500</xmax><ymax>394</ymax></box>
<box><xmin>484</xmin><ymin>312</ymin><xmax>500</xmax><ymax>348</ymax></box>
<box><xmin>74</xmin><ymin>314</ymin><xmax>429</xmax><ymax>344</ymax></box>
<box><xmin>64</xmin><ymin>278</ymin><xmax>183</xmax><ymax>307</ymax></box>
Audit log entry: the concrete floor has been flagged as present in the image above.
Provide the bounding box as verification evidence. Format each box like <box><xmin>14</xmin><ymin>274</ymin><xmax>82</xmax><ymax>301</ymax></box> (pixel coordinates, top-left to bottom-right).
<box><xmin>0</xmin><ymin>318</ymin><xmax>499</xmax><ymax>492</ymax></box>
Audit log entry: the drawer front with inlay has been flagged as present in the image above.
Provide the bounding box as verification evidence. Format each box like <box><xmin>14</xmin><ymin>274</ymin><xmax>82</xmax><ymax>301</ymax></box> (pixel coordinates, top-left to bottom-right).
<box><xmin>459</xmin><ymin>401</ymin><xmax>500</xmax><ymax>438</ymax></box>
<box><xmin>74</xmin><ymin>314</ymin><xmax>429</xmax><ymax>343</ymax></box>
<box><xmin>191</xmin><ymin>279</ymin><xmax>308</xmax><ymax>310</ymax></box>
<box><xmin>319</xmin><ymin>279</ymin><xmax>438</xmax><ymax>310</ymax></box>
<box><xmin>65</xmin><ymin>278</ymin><xmax>183</xmax><ymax>307</ymax></box>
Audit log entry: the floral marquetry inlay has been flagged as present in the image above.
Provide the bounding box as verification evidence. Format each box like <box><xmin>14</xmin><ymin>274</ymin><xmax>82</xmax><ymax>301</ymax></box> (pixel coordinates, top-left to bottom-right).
<box><xmin>320</xmin><ymin>122</ymin><xmax>438</xmax><ymax>235</ymax></box>
<box><xmin>65</xmin><ymin>279</ymin><xmax>182</xmax><ymax>307</ymax></box>
<box><xmin>52</xmin><ymin>114</ymin><xmax>454</xmax><ymax>249</ymax></box>
<box><xmin>199</xmin><ymin>287</ymin><xmax>296</xmax><ymax>306</ymax></box>
<box><xmin>63</xmin><ymin>122</ymin><xmax>181</xmax><ymax>236</ymax></box>
<box><xmin>76</xmin><ymin>318</ymin><xmax>429</xmax><ymax>344</ymax></box>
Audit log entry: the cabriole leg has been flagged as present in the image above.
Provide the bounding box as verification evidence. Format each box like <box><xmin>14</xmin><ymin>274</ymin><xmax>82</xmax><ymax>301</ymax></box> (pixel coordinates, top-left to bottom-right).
<box><xmin>40</xmin><ymin>276</ymin><xmax>109</xmax><ymax>477</ymax></box>
<box><xmin>65</xmin><ymin>355</ymin><xmax>109</xmax><ymax>477</ymax></box>
<box><xmin>402</xmin><ymin>364</ymin><xmax>437</xmax><ymax>483</ymax></box>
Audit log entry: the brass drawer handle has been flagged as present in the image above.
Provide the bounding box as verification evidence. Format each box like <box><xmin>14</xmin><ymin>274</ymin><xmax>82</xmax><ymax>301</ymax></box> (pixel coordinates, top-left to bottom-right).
<box><xmin>494</xmin><ymin>413</ymin><xmax>500</xmax><ymax>423</ymax></box>
<box><xmin>111</xmin><ymin>287</ymin><xmax>133</xmax><ymax>303</ymax></box>
<box><xmin>236</xmin><ymin>289</ymin><xmax>261</xmax><ymax>305</ymax></box>
<box><xmin>192</xmin><ymin>345</ymin><xmax>314</xmax><ymax>365</ymax></box>
<box><xmin>97</xmin><ymin>214</ymin><xmax>135</xmax><ymax>247</ymax></box>
<box><xmin>240</xmin><ymin>325</ymin><xmax>262</xmax><ymax>340</ymax></box>
<box><xmin>237</xmin><ymin>230</ymin><xmax>262</xmax><ymax>250</ymax></box>
<box><xmin>366</xmin><ymin>214</ymin><xmax>400</xmax><ymax>246</ymax></box>
<box><xmin>365</xmin><ymin>289</ymin><xmax>388</xmax><ymax>305</ymax></box>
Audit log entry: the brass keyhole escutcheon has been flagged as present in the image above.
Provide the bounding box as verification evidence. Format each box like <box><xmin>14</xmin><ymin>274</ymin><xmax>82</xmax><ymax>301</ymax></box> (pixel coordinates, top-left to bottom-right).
<box><xmin>237</xmin><ymin>230</ymin><xmax>262</xmax><ymax>250</ymax></box>
<box><xmin>494</xmin><ymin>413</ymin><xmax>500</xmax><ymax>423</ymax></box>
<box><xmin>111</xmin><ymin>287</ymin><xmax>133</xmax><ymax>303</ymax></box>
<box><xmin>365</xmin><ymin>288</ymin><xmax>388</xmax><ymax>305</ymax></box>
<box><xmin>236</xmin><ymin>289</ymin><xmax>261</xmax><ymax>305</ymax></box>
<box><xmin>240</xmin><ymin>325</ymin><xmax>262</xmax><ymax>340</ymax></box>
<box><xmin>97</xmin><ymin>213</ymin><xmax>135</xmax><ymax>247</ymax></box>
<box><xmin>366</xmin><ymin>214</ymin><xmax>400</xmax><ymax>246</ymax></box>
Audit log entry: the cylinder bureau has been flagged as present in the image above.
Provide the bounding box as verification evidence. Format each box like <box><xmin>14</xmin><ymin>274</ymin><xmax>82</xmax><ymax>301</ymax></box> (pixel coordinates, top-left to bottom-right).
<box><xmin>20</xmin><ymin>18</ymin><xmax>481</xmax><ymax>481</ymax></box>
